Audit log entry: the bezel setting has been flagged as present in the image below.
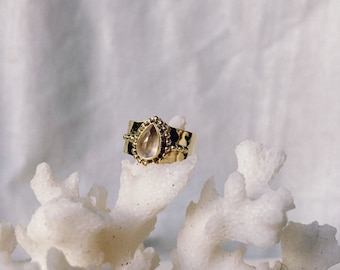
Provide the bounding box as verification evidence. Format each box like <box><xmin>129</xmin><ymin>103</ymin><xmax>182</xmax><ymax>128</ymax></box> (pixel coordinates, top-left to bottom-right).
<box><xmin>130</xmin><ymin>116</ymin><xmax>172</xmax><ymax>166</ymax></box>
<box><xmin>123</xmin><ymin>116</ymin><xmax>194</xmax><ymax>166</ymax></box>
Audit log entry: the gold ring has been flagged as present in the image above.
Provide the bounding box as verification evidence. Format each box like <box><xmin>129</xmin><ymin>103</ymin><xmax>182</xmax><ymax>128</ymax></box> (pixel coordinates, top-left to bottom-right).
<box><xmin>123</xmin><ymin>116</ymin><xmax>196</xmax><ymax>165</ymax></box>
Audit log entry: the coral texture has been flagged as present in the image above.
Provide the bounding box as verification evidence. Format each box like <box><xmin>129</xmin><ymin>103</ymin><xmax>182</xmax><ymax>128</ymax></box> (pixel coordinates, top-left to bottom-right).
<box><xmin>281</xmin><ymin>221</ymin><xmax>340</xmax><ymax>270</ymax></box>
<box><xmin>13</xmin><ymin>115</ymin><xmax>197</xmax><ymax>270</ymax></box>
<box><xmin>0</xmin><ymin>222</ymin><xmax>16</xmax><ymax>254</ymax></box>
<box><xmin>0</xmin><ymin>135</ymin><xmax>339</xmax><ymax>269</ymax></box>
<box><xmin>0</xmin><ymin>222</ymin><xmax>39</xmax><ymax>269</ymax></box>
<box><xmin>14</xmin><ymin>154</ymin><xmax>197</xmax><ymax>270</ymax></box>
<box><xmin>171</xmin><ymin>140</ymin><xmax>295</xmax><ymax>269</ymax></box>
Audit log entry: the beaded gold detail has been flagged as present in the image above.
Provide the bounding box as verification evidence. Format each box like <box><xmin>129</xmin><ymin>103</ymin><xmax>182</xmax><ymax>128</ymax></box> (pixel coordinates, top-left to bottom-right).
<box><xmin>123</xmin><ymin>116</ymin><xmax>195</xmax><ymax>165</ymax></box>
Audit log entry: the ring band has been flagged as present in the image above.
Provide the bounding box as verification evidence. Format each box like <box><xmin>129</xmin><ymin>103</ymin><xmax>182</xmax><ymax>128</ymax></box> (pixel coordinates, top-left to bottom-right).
<box><xmin>123</xmin><ymin>116</ymin><xmax>195</xmax><ymax>165</ymax></box>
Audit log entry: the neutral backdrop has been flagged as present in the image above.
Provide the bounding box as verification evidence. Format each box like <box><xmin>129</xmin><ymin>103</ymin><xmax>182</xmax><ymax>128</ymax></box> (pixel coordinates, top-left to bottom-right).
<box><xmin>1</xmin><ymin>0</ymin><xmax>339</xmax><ymax>261</ymax></box>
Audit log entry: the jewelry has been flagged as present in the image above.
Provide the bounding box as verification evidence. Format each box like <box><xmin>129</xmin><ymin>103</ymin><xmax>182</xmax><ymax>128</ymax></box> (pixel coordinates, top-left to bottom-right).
<box><xmin>123</xmin><ymin>116</ymin><xmax>195</xmax><ymax>165</ymax></box>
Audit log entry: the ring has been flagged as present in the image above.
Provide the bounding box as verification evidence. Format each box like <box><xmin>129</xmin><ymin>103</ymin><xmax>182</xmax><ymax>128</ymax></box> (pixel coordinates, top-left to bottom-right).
<box><xmin>123</xmin><ymin>116</ymin><xmax>195</xmax><ymax>165</ymax></box>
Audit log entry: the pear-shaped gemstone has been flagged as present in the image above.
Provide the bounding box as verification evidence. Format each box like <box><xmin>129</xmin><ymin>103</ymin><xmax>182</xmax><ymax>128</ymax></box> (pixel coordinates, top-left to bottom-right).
<box><xmin>136</xmin><ymin>124</ymin><xmax>160</xmax><ymax>159</ymax></box>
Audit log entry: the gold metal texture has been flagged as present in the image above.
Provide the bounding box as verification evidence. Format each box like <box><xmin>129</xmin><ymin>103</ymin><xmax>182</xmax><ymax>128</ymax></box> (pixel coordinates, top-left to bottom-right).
<box><xmin>123</xmin><ymin>116</ymin><xmax>195</xmax><ymax>165</ymax></box>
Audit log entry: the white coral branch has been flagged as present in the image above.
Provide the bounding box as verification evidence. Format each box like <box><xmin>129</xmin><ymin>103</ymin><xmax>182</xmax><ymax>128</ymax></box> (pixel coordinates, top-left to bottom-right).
<box><xmin>0</xmin><ymin>222</ymin><xmax>16</xmax><ymax>254</ymax></box>
<box><xmin>4</xmin><ymin>136</ymin><xmax>339</xmax><ymax>270</ymax></box>
<box><xmin>0</xmin><ymin>222</ymin><xmax>40</xmax><ymax>270</ymax></box>
<box><xmin>172</xmin><ymin>140</ymin><xmax>295</xmax><ymax>269</ymax></box>
<box><xmin>236</xmin><ymin>140</ymin><xmax>287</xmax><ymax>198</ymax></box>
<box><xmin>30</xmin><ymin>163</ymin><xmax>79</xmax><ymax>205</ymax></box>
<box><xmin>281</xmin><ymin>221</ymin><xmax>340</xmax><ymax>270</ymax></box>
<box><xmin>15</xmin><ymin>116</ymin><xmax>197</xmax><ymax>270</ymax></box>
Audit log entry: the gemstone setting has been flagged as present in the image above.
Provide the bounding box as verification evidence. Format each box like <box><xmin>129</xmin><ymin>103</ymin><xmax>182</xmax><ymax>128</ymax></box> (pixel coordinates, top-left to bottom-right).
<box><xmin>123</xmin><ymin>115</ymin><xmax>194</xmax><ymax>165</ymax></box>
<box><xmin>136</xmin><ymin>124</ymin><xmax>160</xmax><ymax>159</ymax></box>
<box><xmin>130</xmin><ymin>116</ymin><xmax>172</xmax><ymax>165</ymax></box>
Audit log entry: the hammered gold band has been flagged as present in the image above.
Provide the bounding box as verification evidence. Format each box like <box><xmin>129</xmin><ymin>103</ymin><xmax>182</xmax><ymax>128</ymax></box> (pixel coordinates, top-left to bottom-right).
<box><xmin>123</xmin><ymin>116</ymin><xmax>195</xmax><ymax>165</ymax></box>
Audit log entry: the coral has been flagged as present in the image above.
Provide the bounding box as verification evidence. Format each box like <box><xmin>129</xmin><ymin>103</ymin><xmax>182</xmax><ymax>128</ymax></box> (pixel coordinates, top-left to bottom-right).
<box><xmin>13</xmin><ymin>116</ymin><xmax>198</xmax><ymax>269</ymax></box>
<box><xmin>171</xmin><ymin>140</ymin><xmax>295</xmax><ymax>269</ymax></box>
<box><xmin>0</xmin><ymin>131</ymin><xmax>339</xmax><ymax>269</ymax></box>
<box><xmin>256</xmin><ymin>261</ymin><xmax>284</xmax><ymax>270</ymax></box>
<box><xmin>281</xmin><ymin>221</ymin><xmax>340</xmax><ymax>270</ymax></box>
<box><xmin>14</xmin><ymin>154</ymin><xmax>197</xmax><ymax>270</ymax></box>
<box><xmin>0</xmin><ymin>222</ymin><xmax>17</xmax><ymax>255</ymax></box>
<box><xmin>0</xmin><ymin>222</ymin><xmax>39</xmax><ymax>270</ymax></box>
